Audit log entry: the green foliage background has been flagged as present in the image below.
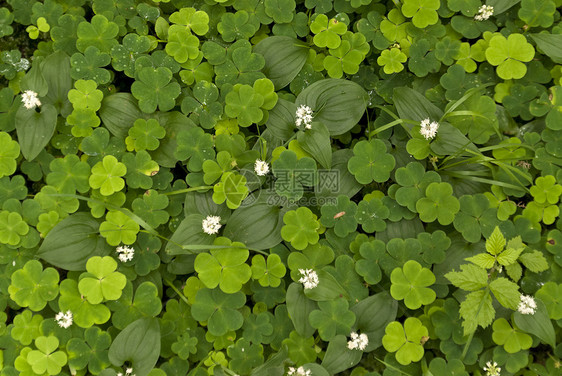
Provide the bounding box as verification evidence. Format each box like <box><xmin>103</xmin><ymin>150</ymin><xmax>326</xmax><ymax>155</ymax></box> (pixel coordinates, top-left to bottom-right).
<box><xmin>0</xmin><ymin>0</ymin><xmax>562</xmax><ymax>375</ymax></box>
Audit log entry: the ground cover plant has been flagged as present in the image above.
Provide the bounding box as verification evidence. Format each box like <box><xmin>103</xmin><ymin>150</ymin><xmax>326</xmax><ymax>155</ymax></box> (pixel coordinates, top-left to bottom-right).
<box><xmin>0</xmin><ymin>0</ymin><xmax>562</xmax><ymax>375</ymax></box>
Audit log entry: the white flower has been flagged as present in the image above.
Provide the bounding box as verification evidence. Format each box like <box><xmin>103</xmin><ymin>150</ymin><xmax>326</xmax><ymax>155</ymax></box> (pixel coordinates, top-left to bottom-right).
<box><xmin>295</xmin><ymin>105</ymin><xmax>313</xmax><ymax>130</ymax></box>
<box><xmin>287</xmin><ymin>366</ymin><xmax>311</xmax><ymax>376</ymax></box>
<box><xmin>254</xmin><ymin>159</ymin><xmax>269</xmax><ymax>176</ymax></box>
<box><xmin>21</xmin><ymin>90</ymin><xmax>41</xmax><ymax>109</ymax></box>
<box><xmin>202</xmin><ymin>215</ymin><xmax>221</xmax><ymax>235</ymax></box>
<box><xmin>347</xmin><ymin>331</ymin><xmax>369</xmax><ymax>351</ymax></box>
<box><xmin>125</xmin><ymin>368</ymin><xmax>135</xmax><ymax>376</ymax></box>
<box><xmin>298</xmin><ymin>268</ymin><xmax>319</xmax><ymax>289</ymax></box>
<box><xmin>55</xmin><ymin>310</ymin><xmax>73</xmax><ymax>328</ymax></box>
<box><xmin>518</xmin><ymin>294</ymin><xmax>537</xmax><ymax>315</ymax></box>
<box><xmin>483</xmin><ymin>361</ymin><xmax>501</xmax><ymax>376</ymax></box>
<box><xmin>419</xmin><ymin>118</ymin><xmax>439</xmax><ymax>140</ymax></box>
<box><xmin>475</xmin><ymin>5</ymin><xmax>494</xmax><ymax>21</ymax></box>
<box><xmin>116</xmin><ymin>245</ymin><xmax>135</xmax><ymax>262</ymax></box>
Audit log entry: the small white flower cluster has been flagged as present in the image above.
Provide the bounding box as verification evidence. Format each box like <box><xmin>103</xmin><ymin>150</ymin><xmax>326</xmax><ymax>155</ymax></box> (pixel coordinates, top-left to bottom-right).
<box><xmin>21</xmin><ymin>90</ymin><xmax>41</xmax><ymax>109</ymax></box>
<box><xmin>55</xmin><ymin>310</ymin><xmax>73</xmax><ymax>328</ymax></box>
<box><xmin>287</xmin><ymin>366</ymin><xmax>311</xmax><ymax>376</ymax></box>
<box><xmin>483</xmin><ymin>361</ymin><xmax>501</xmax><ymax>376</ymax></box>
<box><xmin>475</xmin><ymin>5</ymin><xmax>494</xmax><ymax>21</ymax></box>
<box><xmin>518</xmin><ymin>294</ymin><xmax>537</xmax><ymax>315</ymax></box>
<box><xmin>347</xmin><ymin>331</ymin><xmax>369</xmax><ymax>351</ymax></box>
<box><xmin>419</xmin><ymin>118</ymin><xmax>439</xmax><ymax>140</ymax></box>
<box><xmin>295</xmin><ymin>105</ymin><xmax>313</xmax><ymax>130</ymax></box>
<box><xmin>298</xmin><ymin>268</ymin><xmax>319</xmax><ymax>289</ymax></box>
<box><xmin>254</xmin><ymin>159</ymin><xmax>269</xmax><ymax>176</ymax></box>
<box><xmin>116</xmin><ymin>245</ymin><xmax>135</xmax><ymax>262</ymax></box>
<box><xmin>202</xmin><ymin>215</ymin><xmax>222</xmax><ymax>235</ymax></box>
<box><xmin>117</xmin><ymin>367</ymin><xmax>135</xmax><ymax>376</ymax></box>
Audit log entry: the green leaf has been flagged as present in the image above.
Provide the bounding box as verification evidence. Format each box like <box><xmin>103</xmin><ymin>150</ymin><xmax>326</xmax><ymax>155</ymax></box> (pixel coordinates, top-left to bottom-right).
<box><xmin>492</xmin><ymin>318</ymin><xmax>533</xmax><ymax>353</ymax></box>
<box><xmin>37</xmin><ymin>212</ymin><xmax>111</xmax><ymax>271</ymax></box>
<box><xmin>15</xmin><ymin>104</ymin><xmax>57</xmax><ymax>161</ymax></box>
<box><xmin>297</xmin><ymin>121</ymin><xmax>332</xmax><ymax>169</ymax></box>
<box><xmin>321</xmin><ymin>335</ymin><xmax>362</xmax><ymax>374</ymax></box>
<box><xmin>89</xmin><ymin>155</ymin><xmax>127</xmax><ymax>196</ymax></box>
<box><xmin>78</xmin><ymin>256</ymin><xmax>127</xmax><ymax>304</ymax></box>
<box><xmin>99</xmin><ymin>93</ymin><xmax>144</xmax><ymax>139</ymax></box>
<box><xmin>0</xmin><ymin>131</ymin><xmax>20</xmax><ymax>178</ymax></box>
<box><xmin>348</xmin><ymin>139</ymin><xmax>395</xmax><ymax>184</ymax></box>
<box><xmin>382</xmin><ymin>318</ymin><xmax>428</xmax><ymax>365</ymax></box>
<box><xmin>59</xmin><ymin>279</ymin><xmax>111</xmax><ymax>327</ymax></box>
<box><xmin>223</xmin><ymin>203</ymin><xmax>283</xmax><ymax>251</ymax></box>
<box><xmin>191</xmin><ymin>288</ymin><xmax>246</xmax><ymax>336</ymax></box>
<box><xmin>296</xmin><ymin>78</ymin><xmax>368</xmax><ymax>136</ymax></box>
<box><xmin>108</xmin><ymin>318</ymin><xmax>161</xmax><ymax>376</ymax></box>
<box><xmin>518</xmin><ymin>0</ymin><xmax>556</xmax><ymax>27</ymax></box>
<box><xmin>485</xmin><ymin>34</ymin><xmax>535</xmax><ymax>80</ymax></box>
<box><xmin>458</xmin><ymin>289</ymin><xmax>495</xmax><ymax>335</ymax></box>
<box><xmin>76</xmin><ymin>15</ymin><xmax>119</xmax><ymax>53</ymax></box>
<box><xmin>281</xmin><ymin>207</ymin><xmax>321</xmax><ymax>250</ymax></box>
<box><xmin>286</xmin><ymin>282</ymin><xmax>318</xmax><ymax>337</ymax></box>
<box><xmin>531</xmin><ymin>33</ymin><xmax>562</xmax><ymax>64</ymax></box>
<box><xmin>253</xmin><ymin>36</ymin><xmax>309</xmax><ymax>90</ymax></box>
<box><xmin>519</xmin><ymin>250</ymin><xmax>549</xmax><ymax>272</ymax></box>
<box><xmin>27</xmin><ymin>336</ymin><xmax>67</xmax><ymax>375</ymax></box>
<box><xmin>416</xmin><ymin>182</ymin><xmax>460</xmax><ymax>225</ymax></box>
<box><xmin>194</xmin><ymin>237</ymin><xmax>251</xmax><ymax>293</ymax></box>
<box><xmin>131</xmin><ymin>67</ymin><xmax>181</xmax><ymax>113</ymax></box>
<box><xmin>489</xmin><ymin>277</ymin><xmax>520</xmax><ymax>310</ymax></box>
<box><xmin>8</xmin><ymin>260</ymin><xmax>59</xmax><ymax>311</ymax></box>
<box><xmin>486</xmin><ymin>226</ymin><xmax>506</xmax><ymax>255</ymax></box>
<box><xmin>401</xmin><ymin>0</ymin><xmax>440</xmax><ymax>28</ymax></box>
<box><xmin>390</xmin><ymin>260</ymin><xmax>436</xmax><ymax>309</ymax></box>
<box><xmin>514</xmin><ymin>298</ymin><xmax>556</xmax><ymax>348</ymax></box>
<box><xmin>308</xmin><ymin>298</ymin><xmax>356</xmax><ymax>341</ymax></box>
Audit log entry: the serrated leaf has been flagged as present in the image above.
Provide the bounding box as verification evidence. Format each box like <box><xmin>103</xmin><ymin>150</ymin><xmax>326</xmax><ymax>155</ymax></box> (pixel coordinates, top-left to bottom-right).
<box><xmin>519</xmin><ymin>250</ymin><xmax>549</xmax><ymax>273</ymax></box>
<box><xmin>497</xmin><ymin>247</ymin><xmax>524</xmax><ymax>266</ymax></box>
<box><xmin>489</xmin><ymin>277</ymin><xmax>520</xmax><ymax>310</ymax></box>
<box><xmin>486</xmin><ymin>226</ymin><xmax>506</xmax><ymax>255</ymax></box>
<box><xmin>465</xmin><ymin>253</ymin><xmax>496</xmax><ymax>269</ymax></box>
<box><xmin>459</xmin><ymin>289</ymin><xmax>494</xmax><ymax>335</ymax></box>
<box><xmin>445</xmin><ymin>263</ymin><xmax>488</xmax><ymax>291</ymax></box>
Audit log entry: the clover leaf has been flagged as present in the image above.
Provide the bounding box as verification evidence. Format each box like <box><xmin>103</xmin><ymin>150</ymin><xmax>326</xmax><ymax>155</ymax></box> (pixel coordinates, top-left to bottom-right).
<box><xmin>131</xmin><ymin>66</ymin><xmax>181</xmax><ymax>113</ymax></box>
<box><xmin>46</xmin><ymin>154</ymin><xmax>90</xmax><ymax>194</ymax></box>
<box><xmin>401</xmin><ymin>0</ymin><xmax>440</xmax><ymax>28</ymax></box>
<box><xmin>309</xmin><ymin>298</ymin><xmax>356</xmax><ymax>341</ymax></box>
<box><xmin>390</xmin><ymin>260</ymin><xmax>436</xmax><ymax>309</ymax></box>
<box><xmin>416</xmin><ymin>182</ymin><xmax>460</xmax><ymax>225</ymax></box>
<box><xmin>394</xmin><ymin>162</ymin><xmax>441</xmax><ymax>212</ymax></box>
<box><xmin>67</xmin><ymin>327</ymin><xmax>111</xmax><ymax>374</ymax></box>
<box><xmin>70</xmin><ymin>46</ymin><xmax>111</xmax><ymax>84</ymax></box>
<box><xmin>165</xmin><ymin>26</ymin><xmax>200</xmax><ymax>64</ymax></box>
<box><xmin>0</xmin><ymin>131</ymin><xmax>20</xmax><ymax>178</ymax></box>
<box><xmin>382</xmin><ymin>317</ymin><xmax>428</xmax><ymax>365</ymax></box>
<box><xmin>485</xmin><ymin>33</ymin><xmax>535</xmax><ymax>80</ymax></box>
<box><xmin>175</xmin><ymin>126</ymin><xmax>215</xmax><ymax>172</ymax></box>
<box><xmin>355</xmin><ymin>197</ymin><xmax>389</xmax><ymax>233</ymax></box>
<box><xmin>323</xmin><ymin>32</ymin><xmax>370</xmax><ymax>78</ymax></box>
<box><xmin>108</xmin><ymin>281</ymin><xmax>163</xmax><ymax>329</ymax></box>
<box><xmin>310</xmin><ymin>14</ymin><xmax>347</xmax><ymax>49</ymax></box>
<box><xmin>0</xmin><ymin>210</ymin><xmax>28</xmax><ymax>246</ymax></box>
<box><xmin>76</xmin><ymin>15</ymin><xmax>119</xmax><ymax>53</ymax></box>
<box><xmin>355</xmin><ymin>239</ymin><xmax>385</xmax><ymax>284</ymax></box>
<box><xmin>89</xmin><ymin>155</ymin><xmax>126</xmax><ymax>196</ymax></box>
<box><xmin>377</xmin><ymin>48</ymin><xmax>407</xmax><ymax>74</ymax></box>
<box><xmin>518</xmin><ymin>0</ymin><xmax>556</xmax><ymax>28</ymax></box>
<box><xmin>348</xmin><ymin>139</ymin><xmax>395</xmax><ymax>184</ymax></box>
<box><xmin>181</xmin><ymin>80</ymin><xmax>223</xmax><ymax>129</ymax></box>
<box><xmin>217</xmin><ymin>11</ymin><xmax>260</xmax><ymax>42</ymax></box>
<box><xmin>251</xmin><ymin>253</ymin><xmax>286</xmax><ymax>287</ymax></box>
<box><xmin>78</xmin><ymin>256</ymin><xmax>127</xmax><ymax>304</ymax></box>
<box><xmin>530</xmin><ymin>175</ymin><xmax>562</xmax><ymax>204</ymax></box>
<box><xmin>281</xmin><ymin>207</ymin><xmax>321</xmax><ymax>250</ymax></box>
<box><xmin>169</xmin><ymin>7</ymin><xmax>209</xmax><ymax>35</ymax></box>
<box><xmin>225</xmin><ymin>84</ymin><xmax>264</xmax><ymax>127</ymax></box>
<box><xmin>453</xmin><ymin>194</ymin><xmax>499</xmax><ymax>243</ymax></box>
<box><xmin>27</xmin><ymin>336</ymin><xmax>67</xmax><ymax>375</ymax></box>
<box><xmin>320</xmin><ymin>195</ymin><xmax>358</xmax><ymax>237</ymax></box>
<box><xmin>492</xmin><ymin>318</ymin><xmax>533</xmax><ymax>353</ymax></box>
<box><xmin>99</xmin><ymin>210</ymin><xmax>140</xmax><ymax>246</ymax></box>
<box><xmin>125</xmin><ymin>119</ymin><xmax>166</xmax><ymax>152</ymax></box>
<box><xmin>536</xmin><ymin>282</ymin><xmax>562</xmax><ymax>320</ymax></box>
<box><xmin>212</xmin><ymin>171</ymin><xmax>249</xmax><ymax>209</ymax></box>
<box><xmin>8</xmin><ymin>260</ymin><xmax>59</xmax><ymax>311</ymax></box>
<box><xmin>191</xmin><ymin>288</ymin><xmax>246</xmax><ymax>336</ymax></box>
<box><xmin>111</xmin><ymin>33</ymin><xmax>151</xmax><ymax>77</ymax></box>
<box><xmin>194</xmin><ymin>237</ymin><xmax>251</xmax><ymax>293</ymax></box>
